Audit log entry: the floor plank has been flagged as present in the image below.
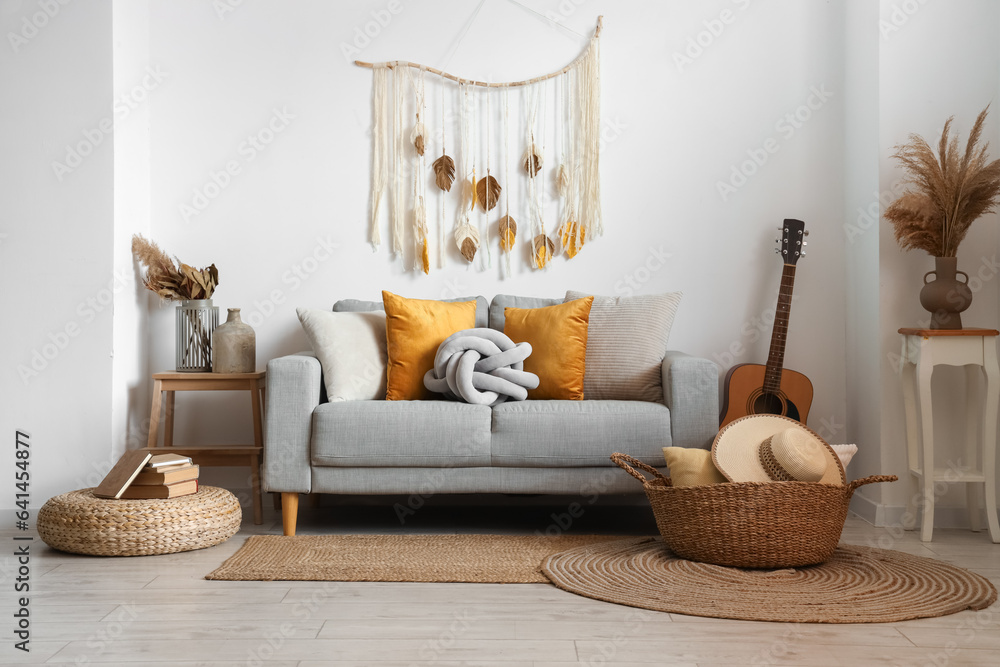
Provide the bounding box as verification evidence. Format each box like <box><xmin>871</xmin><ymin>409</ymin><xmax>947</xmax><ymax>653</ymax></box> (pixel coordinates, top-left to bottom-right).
<box><xmin>5</xmin><ymin>504</ymin><xmax>998</xmax><ymax>665</ymax></box>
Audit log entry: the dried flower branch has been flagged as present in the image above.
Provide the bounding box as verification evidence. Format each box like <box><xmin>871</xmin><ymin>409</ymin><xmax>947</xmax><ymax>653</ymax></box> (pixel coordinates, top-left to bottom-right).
<box><xmin>131</xmin><ymin>234</ymin><xmax>218</xmax><ymax>301</ymax></box>
<box><xmin>885</xmin><ymin>105</ymin><xmax>1000</xmax><ymax>257</ymax></box>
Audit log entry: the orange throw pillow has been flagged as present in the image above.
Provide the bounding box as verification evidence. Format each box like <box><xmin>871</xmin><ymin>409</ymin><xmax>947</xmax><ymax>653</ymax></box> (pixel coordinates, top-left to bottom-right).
<box><xmin>382</xmin><ymin>291</ymin><xmax>477</xmax><ymax>400</ymax></box>
<box><xmin>504</xmin><ymin>297</ymin><xmax>593</xmax><ymax>400</ymax></box>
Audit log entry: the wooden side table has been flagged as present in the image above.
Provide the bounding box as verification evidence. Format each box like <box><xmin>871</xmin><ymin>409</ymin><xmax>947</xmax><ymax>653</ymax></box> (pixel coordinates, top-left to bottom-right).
<box><xmin>146</xmin><ymin>371</ymin><xmax>266</xmax><ymax>524</ymax></box>
<box><xmin>898</xmin><ymin>328</ymin><xmax>1000</xmax><ymax>543</ymax></box>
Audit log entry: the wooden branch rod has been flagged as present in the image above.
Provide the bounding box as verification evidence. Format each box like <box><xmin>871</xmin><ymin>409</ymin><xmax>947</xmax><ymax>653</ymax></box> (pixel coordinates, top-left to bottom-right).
<box><xmin>354</xmin><ymin>16</ymin><xmax>602</xmax><ymax>88</ymax></box>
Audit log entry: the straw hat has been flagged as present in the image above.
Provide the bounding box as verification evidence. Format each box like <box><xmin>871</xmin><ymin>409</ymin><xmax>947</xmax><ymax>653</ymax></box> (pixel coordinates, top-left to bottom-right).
<box><xmin>712</xmin><ymin>415</ymin><xmax>845</xmax><ymax>486</ymax></box>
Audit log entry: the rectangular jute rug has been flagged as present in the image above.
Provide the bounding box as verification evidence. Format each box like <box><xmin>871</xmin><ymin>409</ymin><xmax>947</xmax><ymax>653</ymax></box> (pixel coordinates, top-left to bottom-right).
<box><xmin>205</xmin><ymin>534</ymin><xmax>623</xmax><ymax>583</ymax></box>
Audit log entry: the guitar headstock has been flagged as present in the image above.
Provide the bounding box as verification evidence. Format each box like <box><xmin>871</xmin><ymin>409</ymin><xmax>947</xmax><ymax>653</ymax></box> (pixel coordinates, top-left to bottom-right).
<box><xmin>776</xmin><ymin>218</ymin><xmax>808</xmax><ymax>265</ymax></box>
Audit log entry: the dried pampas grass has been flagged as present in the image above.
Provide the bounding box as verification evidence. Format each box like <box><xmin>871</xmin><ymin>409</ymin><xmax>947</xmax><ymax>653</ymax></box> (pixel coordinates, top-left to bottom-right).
<box><xmin>885</xmin><ymin>105</ymin><xmax>1000</xmax><ymax>257</ymax></box>
<box><xmin>131</xmin><ymin>235</ymin><xmax>218</xmax><ymax>301</ymax></box>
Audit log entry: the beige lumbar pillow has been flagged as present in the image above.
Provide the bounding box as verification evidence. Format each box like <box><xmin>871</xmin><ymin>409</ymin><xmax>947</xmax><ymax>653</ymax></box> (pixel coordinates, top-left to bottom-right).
<box><xmin>296</xmin><ymin>308</ymin><xmax>387</xmax><ymax>401</ymax></box>
<box><xmin>662</xmin><ymin>447</ymin><xmax>727</xmax><ymax>487</ymax></box>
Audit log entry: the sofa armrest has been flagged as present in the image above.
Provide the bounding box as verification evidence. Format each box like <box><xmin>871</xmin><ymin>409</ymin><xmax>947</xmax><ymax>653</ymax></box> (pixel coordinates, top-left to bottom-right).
<box><xmin>263</xmin><ymin>352</ymin><xmax>321</xmax><ymax>494</ymax></box>
<box><xmin>662</xmin><ymin>351</ymin><xmax>719</xmax><ymax>450</ymax></box>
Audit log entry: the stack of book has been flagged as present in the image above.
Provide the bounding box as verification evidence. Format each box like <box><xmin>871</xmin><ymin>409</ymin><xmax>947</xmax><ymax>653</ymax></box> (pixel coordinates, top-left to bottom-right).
<box><xmin>93</xmin><ymin>451</ymin><xmax>200</xmax><ymax>499</ymax></box>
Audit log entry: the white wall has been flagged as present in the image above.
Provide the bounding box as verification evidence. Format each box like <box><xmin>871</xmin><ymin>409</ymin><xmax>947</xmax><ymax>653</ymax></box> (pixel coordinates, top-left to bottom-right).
<box><xmin>877</xmin><ymin>0</ymin><xmax>1000</xmax><ymax>523</ymax></box>
<box><xmin>842</xmin><ymin>0</ymin><xmax>883</xmax><ymax>514</ymax></box>
<box><xmin>0</xmin><ymin>0</ymin><xmax>115</xmax><ymax>505</ymax></box>
<box><xmin>143</xmin><ymin>0</ymin><xmax>849</xmax><ymax>463</ymax></box>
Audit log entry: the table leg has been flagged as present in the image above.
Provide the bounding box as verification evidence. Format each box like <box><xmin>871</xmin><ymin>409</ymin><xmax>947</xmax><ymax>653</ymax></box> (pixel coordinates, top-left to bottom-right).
<box><xmin>250</xmin><ymin>382</ymin><xmax>264</xmax><ymax>525</ymax></box>
<box><xmin>981</xmin><ymin>338</ymin><xmax>1000</xmax><ymax>543</ymax></box>
<box><xmin>901</xmin><ymin>354</ymin><xmax>919</xmax><ymax>531</ymax></box>
<box><xmin>163</xmin><ymin>391</ymin><xmax>175</xmax><ymax>447</ymax></box>
<box><xmin>964</xmin><ymin>365</ymin><xmax>982</xmax><ymax>532</ymax></box>
<box><xmin>147</xmin><ymin>380</ymin><xmax>163</xmax><ymax>448</ymax></box>
<box><xmin>916</xmin><ymin>354</ymin><xmax>936</xmax><ymax>542</ymax></box>
<box><xmin>282</xmin><ymin>493</ymin><xmax>299</xmax><ymax>536</ymax></box>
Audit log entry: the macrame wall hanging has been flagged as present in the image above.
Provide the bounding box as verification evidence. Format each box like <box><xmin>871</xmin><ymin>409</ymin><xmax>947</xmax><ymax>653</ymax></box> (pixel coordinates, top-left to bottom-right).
<box><xmin>358</xmin><ymin>12</ymin><xmax>603</xmax><ymax>275</ymax></box>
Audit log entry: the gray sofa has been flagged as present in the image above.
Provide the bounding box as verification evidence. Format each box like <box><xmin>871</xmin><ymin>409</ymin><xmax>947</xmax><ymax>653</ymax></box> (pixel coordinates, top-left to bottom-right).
<box><xmin>263</xmin><ymin>295</ymin><xmax>719</xmax><ymax>535</ymax></box>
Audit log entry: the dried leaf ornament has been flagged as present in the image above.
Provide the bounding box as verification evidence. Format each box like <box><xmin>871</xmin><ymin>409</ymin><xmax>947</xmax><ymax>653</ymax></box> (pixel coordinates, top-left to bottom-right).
<box><xmin>476</xmin><ymin>174</ymin><xmax>501</xmax><ymax>211</ymax></box>
<box><xmin>556</xmin><ymin>164</ymin><xmax>569</xmax><ymax>196</ymax></box>
<box><xmin>455</xmin><ymin>212</ymin><xmax>481</xmax><ymax>263</ymax></box>
<box><xmin>523</xmin><ymin>145</ymin><xmax>543</xmax><ymax>177</ymax></box>
<box><xmin>559</xmin><ymin>220</ymin><xmax>586</xmax><ymax>259</ymax></box>
<box><xmin>411</xmin><ymin>122</ymin><xmax>426</xmax><ymax>156</ymax></box>
<box><xmin>498</xmin><ymin>215</ymin><xmax>517</xmax><ymax>252</ymax></box>
<box><xmin>432</xmin><ymin>154</ymin><xmax>455</xmax><ymax>192</ymax></box>
<box><xmin>533</xmin><ymin>234</ymin><xmax>555</xmax><ymax>269</ymax></box>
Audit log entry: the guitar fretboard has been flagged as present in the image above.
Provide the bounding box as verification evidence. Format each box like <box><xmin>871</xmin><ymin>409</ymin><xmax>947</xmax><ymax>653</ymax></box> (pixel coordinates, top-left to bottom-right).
<box><xmin>763</xmin><ymin>264</ymin><xmax>796</xmax><ymax>394</ymax></box>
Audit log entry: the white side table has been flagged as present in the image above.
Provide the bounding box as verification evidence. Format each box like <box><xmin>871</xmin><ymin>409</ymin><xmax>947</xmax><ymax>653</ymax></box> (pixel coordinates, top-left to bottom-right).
<box><xmin>898</xmin><ymin>327</ymin><xmax>1000</xmax><ymax>543</ymax></box>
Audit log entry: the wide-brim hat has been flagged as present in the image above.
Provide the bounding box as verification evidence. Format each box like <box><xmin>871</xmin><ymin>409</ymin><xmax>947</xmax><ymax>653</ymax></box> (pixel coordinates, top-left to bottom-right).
<box><xmin>712</xmin><ymin>415</ymin><xmax>845</xmax><ymax>486</ymax></box>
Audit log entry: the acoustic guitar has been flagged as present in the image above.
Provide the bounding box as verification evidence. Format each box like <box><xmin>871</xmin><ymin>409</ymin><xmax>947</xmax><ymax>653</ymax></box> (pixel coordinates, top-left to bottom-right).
<box><xmin>720</xmin><ymin>219</ymin><xmax>813</xmax><ymax>428</ymax></box>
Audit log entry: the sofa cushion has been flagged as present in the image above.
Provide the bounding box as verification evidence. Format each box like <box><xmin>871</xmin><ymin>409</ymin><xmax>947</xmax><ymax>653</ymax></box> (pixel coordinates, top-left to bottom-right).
<box><xmin>491</xmin><ymin>400</ymin><xmax>671</xmax><ymax>467</ymax></box>
<box><xmin>311</xmin><ymin>401</ymin><xmax>492</xmax><ymax>467</ymax></box>
<box><xmin>382</xmin><ymin>291</ymin><xmax>477</xmax><ymax>400</ymax></box>
<box><xmin>296</xmin><ymin>308</ymin><xmax>386</xmax><ymax>402</ymax></box>
<box><xmin>565</xmin><ymin>290</ymin><xmax>682</xmax><ymax>403</ymax></box>
<box><xmin>334</xmin><ymin>295</ymin><xmax>489</xmax><ymax>328</ymax></box>
<box><xmin>488</xmin><ymin>294</ymin><xmax>561</xmax><ymax>331</ymax></box>
<box><xmin>503</xmin><ymin>297</ymin><xmax>593</xmax><ymax>400</ymax></box>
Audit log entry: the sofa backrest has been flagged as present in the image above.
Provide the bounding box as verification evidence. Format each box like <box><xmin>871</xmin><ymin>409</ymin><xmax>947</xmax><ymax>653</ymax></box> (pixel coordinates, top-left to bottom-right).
<box><xmin>488</xmin><ymin>295</ymin><xmax>562</xmax><ymax>332</ymax></box>
<box><xmin>332</xmin><ymin>296</ymin><xmax>490</xmax><ymax>328</ymax></box>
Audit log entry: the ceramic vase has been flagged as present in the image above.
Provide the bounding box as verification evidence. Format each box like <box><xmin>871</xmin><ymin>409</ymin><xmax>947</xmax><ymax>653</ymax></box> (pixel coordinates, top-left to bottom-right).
<box><xmin>919</xmin><ymin>256</ymin><xmax>972</xmax><ymax>330</ymax></box>
<box><xmin>176</xmin><ymin>299</ymin><xmax>219</xmax><ymax>372</ymax></box>
<box><xmin>212</xmin><ymin>308</ymin><xmax>256</xmax><ymax>373</ymax></box>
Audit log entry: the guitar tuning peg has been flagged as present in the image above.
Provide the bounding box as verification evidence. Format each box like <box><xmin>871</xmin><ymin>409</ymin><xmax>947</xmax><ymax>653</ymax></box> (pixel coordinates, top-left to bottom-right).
<box><xmin>775</xmin><ymin>238</ymin><xmax>780</xmax><ymax>244</ymax></box>
<box><xmin>774</xmin><ymin>247</ymin><xmax>780</xmax><ymax>254</ymax></box>
<box><xmin>803</xmin><ymin>241</ymin><xmax>808</xmax><ymax>246</ymax></box>
<box><xmin>804</xmin><ymin>230</ymin><xmax>810</xmax><ymax>236</ymax></box>
<box><xmin>800</xmin><ymin>251</ymin><xmax>807</xmax><ymax>257</ymax></box>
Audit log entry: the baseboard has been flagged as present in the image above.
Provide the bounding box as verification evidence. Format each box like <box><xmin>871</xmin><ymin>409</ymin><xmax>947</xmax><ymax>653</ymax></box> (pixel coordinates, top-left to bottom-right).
<box><xmin>850</xmin><ymin>495</ymin><xmax>998</xmax><ymax>529</ymax></box>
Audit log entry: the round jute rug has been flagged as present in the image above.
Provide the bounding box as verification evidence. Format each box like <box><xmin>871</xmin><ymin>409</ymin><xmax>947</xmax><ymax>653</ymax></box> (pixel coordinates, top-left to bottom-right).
<box><xmin>541</xmin><ymin>538</ymin><xmax>997</xmax><ymax>623</ymax></box>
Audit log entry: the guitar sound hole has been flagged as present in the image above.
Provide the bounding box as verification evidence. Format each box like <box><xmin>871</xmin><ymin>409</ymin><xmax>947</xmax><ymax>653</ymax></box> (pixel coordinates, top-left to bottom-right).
<box><xmin>750</xmin><ymin>393</ymin><xmax>801</xmax><ymax>420</ymax></box>
<box><xmin>753</xmin><ymin>392</ymin><xmax>786</xmax><ymax>416</ymax></box>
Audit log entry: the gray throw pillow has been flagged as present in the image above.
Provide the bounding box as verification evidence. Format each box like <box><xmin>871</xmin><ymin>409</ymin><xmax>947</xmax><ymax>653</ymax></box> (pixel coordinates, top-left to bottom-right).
<box><xmin>565</xmin><ymin>291</ymin><xmax>682</xmax><ymax>403</ymax></box>
<box><xmin>296</xmin><ymin>308</ymin><xmax>387</xmax><ymax>401</ymax></box>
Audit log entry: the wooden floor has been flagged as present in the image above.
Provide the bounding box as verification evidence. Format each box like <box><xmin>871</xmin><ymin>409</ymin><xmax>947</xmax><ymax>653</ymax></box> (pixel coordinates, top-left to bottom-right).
<box><xmin>4</xmin><ymin>498</ymin><xmax>999</xmax><ymax>666</ymax></box>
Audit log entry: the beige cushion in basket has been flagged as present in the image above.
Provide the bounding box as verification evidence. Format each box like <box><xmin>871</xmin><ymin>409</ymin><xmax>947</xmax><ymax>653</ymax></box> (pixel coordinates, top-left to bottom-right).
<box><xmin>662</xmin><ymin>447</ymin><xmax>727</xmax><ymax>488</ymax></box>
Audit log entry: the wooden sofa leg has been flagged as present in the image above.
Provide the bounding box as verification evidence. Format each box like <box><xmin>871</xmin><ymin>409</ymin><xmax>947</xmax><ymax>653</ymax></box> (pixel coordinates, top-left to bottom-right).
<box><xmin>281</xmin><ymin>493</ymin><xmax>299</xmax><ymax>536</ymax></box>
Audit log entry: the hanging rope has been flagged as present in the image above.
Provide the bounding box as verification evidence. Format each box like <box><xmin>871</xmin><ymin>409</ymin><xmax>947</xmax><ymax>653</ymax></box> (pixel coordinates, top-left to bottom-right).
<box><xmin>355</xmin><ymin>17</ymin><xmax>603</xmax><ymax>88</ymax></box>
<box><xmin>368</xmin><ymin>65</ymin><xmax>389</xmax><ymax>249</ymax></box>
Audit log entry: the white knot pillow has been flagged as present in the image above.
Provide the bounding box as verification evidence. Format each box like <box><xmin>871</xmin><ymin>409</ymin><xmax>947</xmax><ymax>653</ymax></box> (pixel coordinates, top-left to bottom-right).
<box><xmin>423</xmin><ymin>328</ymin><xmax>539</xmax><ymax>406</ymax></box>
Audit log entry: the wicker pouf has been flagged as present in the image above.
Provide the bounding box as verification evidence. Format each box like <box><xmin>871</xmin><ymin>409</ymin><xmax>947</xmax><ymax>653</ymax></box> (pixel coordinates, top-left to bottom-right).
<box><xmin>37</xmin><ymin>486</ymin><xmax>242</xmax><ymax>556</ymax></box>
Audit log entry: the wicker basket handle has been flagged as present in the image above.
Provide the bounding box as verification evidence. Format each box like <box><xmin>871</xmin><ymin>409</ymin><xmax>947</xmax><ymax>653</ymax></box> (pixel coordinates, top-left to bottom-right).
<box><xmin>611</xmin><ymin>453</ymin><xmax>669</xmax><ymax>485</ymax></box>
<box><xmin>846</xmin><ymin>474</ymin><xmax>897</xmax><ymax>497</ymax></box>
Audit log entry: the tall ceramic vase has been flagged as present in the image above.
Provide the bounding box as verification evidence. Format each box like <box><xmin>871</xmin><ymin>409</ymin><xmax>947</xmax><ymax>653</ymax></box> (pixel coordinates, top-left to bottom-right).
<box><xmin>176</xmin><ymin>299</ymin><xmax>219</xmax><ymax>371</ymax></box>
<box><xmin>920</xmin><ymin>256</ymin><xmax>972</xmax><ymax>330</ymax></box>
<box><xmin>212</xmin><ymin>308</ymin><xmax>256</xmax><ymax>373</ymax></box>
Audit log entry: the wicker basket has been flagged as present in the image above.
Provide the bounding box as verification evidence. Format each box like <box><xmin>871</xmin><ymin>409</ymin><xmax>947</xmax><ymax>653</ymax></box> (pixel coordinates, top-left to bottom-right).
<box><xmin>611</xmin><ymin>453</ymin><xmax>896</xmax><ymax>568</ymax></box>
<box><xmin>37</xmin><ymin>486</ymin><xmax>241</xmax><ymax>557</ymax></box>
